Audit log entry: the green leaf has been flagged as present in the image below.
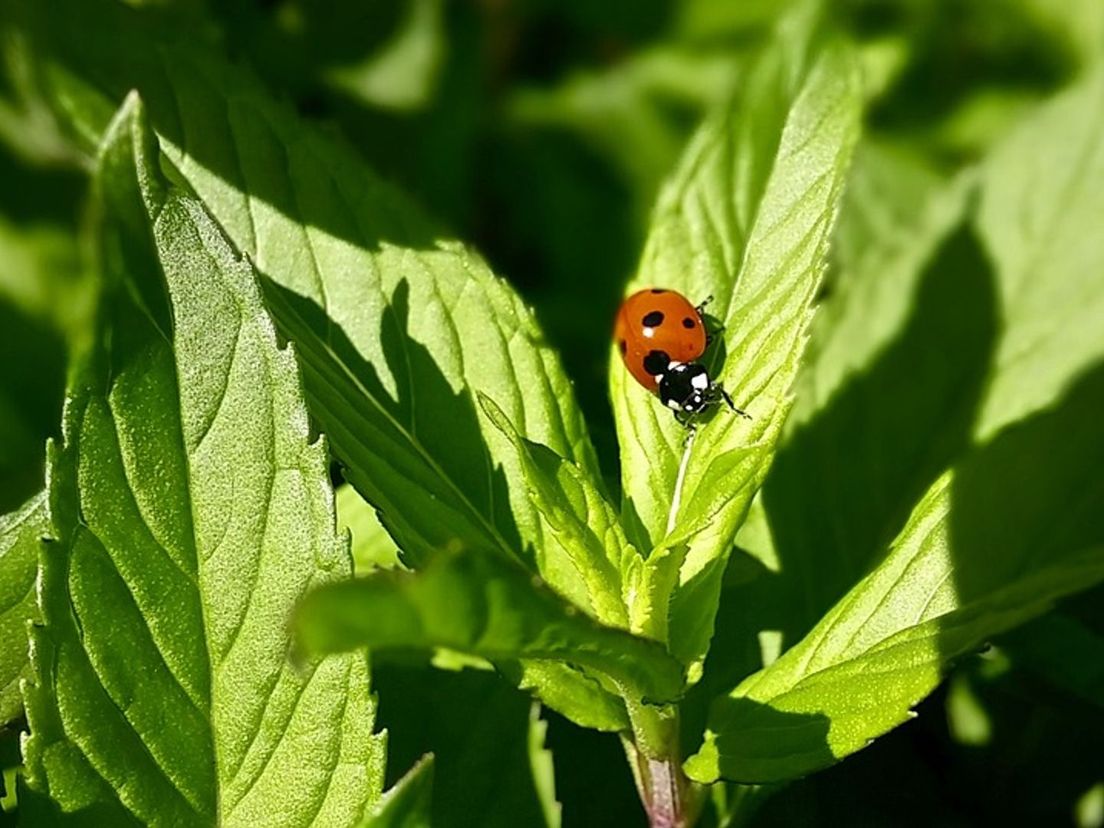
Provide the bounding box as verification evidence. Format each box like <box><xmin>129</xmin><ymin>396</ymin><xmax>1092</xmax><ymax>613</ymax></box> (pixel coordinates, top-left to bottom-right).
<box><xmin>759</xmin><ymin>143</ymin><xmax>982</xmax><ymax>640</ymax></box>
<box><xmin>945</xmin><ymin>672</ymin><xmax>993</xmax><ymax>747</ymax></box>
<box><xmin>1002</xmin><ymin>610</ymin><xmax>1104</xmax><ymax>708</ymax></box>
<box><xmin>610</xmin><ymin>5</ymin><xmax>861</xmax><ymax>663</ymax></box>
<box><xmin>687</xmin><ymin>471</ymin><xmax>1104</xmax><ymax>782</ymax></box>
<box><xmin>685</xmin><ymin>145</ymin><xmax>979</xmax><ymax>749</ymax></box>
<box><xmin>23</xmin><ymin>96</ymin><xmax>384</xmax><ymax>824</ymax></box>
<box><xmin>0</xmin><ymin>211</ymin><xmax>89</xmax><ymax>339</ymax></box>
<box><xmin>323</xmin><ymin>0</ymin><xmax>445</xmax><ymax>112</ymax></box>
<box><xmin>0</xmin><ymin>210</ymin><xmax>85</xmax><ymax>512</ymax></box>
<box><xmin>479</xmin><ymin>394</ymin><xmax>635</xmax><ymax>630</ymax></box>
<box><xmin>676</xmin><ymin>0</ymin><xmax>788</xmax><ymax>42</ymax></box>
<box><xmin>296</xmin><ymin>551</ymin><xmax>686</xmax><ymax>706</ymax></box>
<box><xmin>513</xmin><ymin>661</ymin><xmax>630</xmax><ymax>733</ymax></box>
<box><xmin>1009</xmin><ymin>0</ymin><xmax>1104</xmax><ymax>68</ymax></box>
<box><xmin>20</xmin><ymin>0</ymin><xmax>620</xmax><ymax>729</ymax></box>
<box><xmin>687</xmin><ymin>64</ymin><xmax>1104</xmax><ymax>785</ymax></box>
<box><xmin>21</xmin><ymin>0</ymin><xmax>599</xmax><ymax>588</ymax></box>
<box><xmin>373</xmin><ymin>663</ymin><xmax>563</xmax><ymax>827</ymax></box>
<box><xmin>973</xmin><ymin>65</ymin><xmax>1104</xmax><ymax>441</ymax></box>
<box><xmin>337</xmin><ymin>484</ymin><xmax>403</xmax><ymax>575</ymax></box>
<box><xmin>527</xmin><ymin>705</ymin><xmax>562</xmax><ymax>828</ymax></box>
<box><xmin>0</xmin><ymin>491</ymin><xmax>46</xmax><ymax>724</ymax></box>
<box><xmin>508</xmin><ymin>46</ymin><xmax>740</xmax><ymax>225</ymax></box>
<box><xmin>362</xmin><ymin>757</ymin><xmax>434</xmax><ymax>828</ymax></box>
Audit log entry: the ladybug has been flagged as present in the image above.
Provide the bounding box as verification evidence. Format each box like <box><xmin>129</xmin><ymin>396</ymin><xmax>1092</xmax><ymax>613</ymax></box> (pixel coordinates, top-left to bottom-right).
<box><xmin>614</xmin><ymin>288</ymin><xmax>748</xmax><ymax>424</ymax></box>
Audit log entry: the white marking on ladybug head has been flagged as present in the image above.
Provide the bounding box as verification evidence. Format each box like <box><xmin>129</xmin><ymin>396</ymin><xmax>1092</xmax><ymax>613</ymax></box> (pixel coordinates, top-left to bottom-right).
<box><xmin>666</xmin><ymin>399</ymin><xmax>682</xmax><ymax>410</ymax></box>
<box><xmin>691</xmin><ymin>372</ymin><xmax>709</xmax><ymax>390</ymax></box>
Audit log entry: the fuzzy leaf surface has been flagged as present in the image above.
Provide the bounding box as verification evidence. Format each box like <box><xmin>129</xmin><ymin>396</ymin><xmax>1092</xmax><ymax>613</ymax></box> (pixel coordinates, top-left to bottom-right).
<box><xmin>17</xmin><ymin>0</ymin><xmax>622</xmax><ymax>728</ymax></box>
<box><xmin>362</xmin><ymin>757</ymin><xmax>434</xmax><ymax>828</ymax></box>
<box><xmin>0</xmin><ymin>491</ymin><xmax>46</xmax><ymax>724</ymax></box>
<box><xmin>20</xmin><ymin>0</ymin><xmax>599</xmax><ymax>605</ymax></box>
<box><xmin>22</xmin><ymin>98</ymin><xmax>384</xmax><ymax>825</ymax></box>
<box><xmin>480</xmin><ymin>394</ymin><xmax>636</xmax><ymax>629</ymax></box>
<box><xmin>688</xmin><ymin>64</ymin><xmax>1104</xmax><ymax>784</ymax></box>
<box><xmin>610</xmin><ymin>5</ymin><xmax>861</xmax><ymax>663</ymax></box>
<box><xmin>296</xmin><ymin>551</ymin><xmax>686</xmax><ymax>705</ymax></box>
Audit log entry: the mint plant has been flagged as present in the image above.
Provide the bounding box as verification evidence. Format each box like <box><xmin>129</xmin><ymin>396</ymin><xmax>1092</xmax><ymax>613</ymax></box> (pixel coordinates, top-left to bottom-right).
<box><xmin>1</xmin><ymin>0</ymin><xmax>1102</xmax><ymax>825</ymax></box>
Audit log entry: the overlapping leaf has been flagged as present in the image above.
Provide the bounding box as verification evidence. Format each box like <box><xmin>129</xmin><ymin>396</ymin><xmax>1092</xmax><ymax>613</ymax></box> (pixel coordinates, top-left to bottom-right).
<box><xmin>610</xmin><ymin>4</ymin><xmax>861</xmax><ymax>663</ymax></box>
<box><xmin>22</xmin><ymin>97</ymin><xmax>384</xmax><ymax>824</ymax></box>
<box><xmin>687</xmin><ymin>476</ymin><xmax>1104</xmax><ymax>782</ymax></box>
<box><xmin>16</xmin><ymin>0</ymin><xmax>631</xmax><ymax>728</ymax></box>
<box><xmin>759</xmin><ymin>143</ymin><xmax>981</xmax><ymax>640</ymax></box>
<box><xmin>361</xmin><ymin>757</ymin><xmax>434</xmax><ymax>828</ymax></box>
<box><xmin>20</xmin><ymin>0</ymin><xmax>597</xmax><ymax>596</ymax></box>
<box><xmin>296</xmin><ymin>551</ymin><xmax>686</xmax><ymax>705</ymax></box>
<box><xmin>688</xmin><ymin>63</ymin><xmax>1104</xmax><ymax>784</ymax></box>
<box><xmin>480</xmin><ymin>395</ymin><xmax>636</xmax><ymax>629</ymax></box>
<box><xmin>337</xmin><ymin>484</ymin><xmax>403</xmax><ymax>575</ymax></box>
<box><xmin>370</xmin><ymin>662</ymin><xmax>564</xmax><ymax>828</ymax></box>
<box><xmin>0</xmin><ymin>491</ymin><xmax>46</xmax><ymax>724</ymax></box>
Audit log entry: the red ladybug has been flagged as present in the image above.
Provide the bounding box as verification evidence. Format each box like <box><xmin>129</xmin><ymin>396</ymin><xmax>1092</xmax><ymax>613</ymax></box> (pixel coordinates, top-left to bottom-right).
<box><xmin>614</xmin><ymin>288</ymin><xmax>748</xmax><ymax>423</ymax></box>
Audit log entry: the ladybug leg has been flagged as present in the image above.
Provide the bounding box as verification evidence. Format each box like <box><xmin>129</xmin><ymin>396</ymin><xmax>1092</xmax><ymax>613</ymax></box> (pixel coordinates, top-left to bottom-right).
<box><xmin>718</xmin><ymin>384</ymin><xmax>752</xmax><ymax>420</ymax></box>
<box><xmin>695</xmin><ymin>295</ymin><xmax>715</xmax><ymax>316</ymax></box>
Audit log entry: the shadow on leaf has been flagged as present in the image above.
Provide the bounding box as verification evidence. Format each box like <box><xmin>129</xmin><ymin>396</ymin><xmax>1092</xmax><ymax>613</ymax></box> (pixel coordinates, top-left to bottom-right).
<box><xmin>259</xmin><ymin>275</ymin><xmax>527</xmax><ymax>569</ymax></box>
<box><xmin>690</xmin><ymin>696</ymin><xmax>833</xmax><ymax>784</ymax></box>
<box><xmin>947</xmin><ymin>360</ymin><xmax>1104</xmax><ymax>615</ymax></box>
<box><xmin>761</xmin><ymin>219</ymin><xmax>997</xmax><ymax>645</ymax></box>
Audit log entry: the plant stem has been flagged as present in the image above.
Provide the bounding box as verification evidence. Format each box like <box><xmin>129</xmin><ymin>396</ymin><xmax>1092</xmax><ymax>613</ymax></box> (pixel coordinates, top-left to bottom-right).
<box><xmin>640</xmin><ymin>754</ymin><xmax>688</xmax><ymax>828</ymax></box>
<box><xmin>624</xmin><ymin>703</ymin><xmax>700</xmax><ymax>828</ymax></box>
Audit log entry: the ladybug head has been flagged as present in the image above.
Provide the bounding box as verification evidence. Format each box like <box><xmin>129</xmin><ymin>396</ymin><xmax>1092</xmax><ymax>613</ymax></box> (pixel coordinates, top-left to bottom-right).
<box><xmin>658</xmin><ymin>362</ymin><xmax>713</xmax><ymax>414</ymax></box>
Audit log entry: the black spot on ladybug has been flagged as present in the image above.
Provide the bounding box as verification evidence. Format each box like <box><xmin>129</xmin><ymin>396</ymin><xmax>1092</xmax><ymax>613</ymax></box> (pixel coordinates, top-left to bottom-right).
<box><xmin>650</xmin><ymin>288</ymin><xmax>667</xmax><ymax>294</ymax></box>
<box><xmin>618</xmin><ymin>339</ymin><xmax>627</xmax><ymax>356</ymax></box>
<box><xmin>643</xmin><ymin>350</ymin><xmax>670</xmax><ymax>375</ymax></box>
<box><xmin>682</xmin><ymin>317</ymin><xmax>696</xmax><ymax>329</ymax></box>
<box><xmin>642</xmin><ymin>310</ymin><xmax>664</xmax><ymax>328</ymax></box>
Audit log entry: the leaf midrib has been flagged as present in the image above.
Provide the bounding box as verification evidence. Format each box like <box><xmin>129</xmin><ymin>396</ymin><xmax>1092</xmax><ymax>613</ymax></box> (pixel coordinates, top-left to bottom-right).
<box><xmin>658</xmin><ymin>49</ymin><xmax>838</xmax><ymax>540</ymax></box>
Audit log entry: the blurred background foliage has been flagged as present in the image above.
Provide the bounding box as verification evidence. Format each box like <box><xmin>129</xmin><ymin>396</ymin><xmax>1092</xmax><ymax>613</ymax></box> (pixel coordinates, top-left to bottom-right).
<box><xmin>0</xmin><ymin>0</ymin><xmax>1102</xmax><ymax>825</ymax></box>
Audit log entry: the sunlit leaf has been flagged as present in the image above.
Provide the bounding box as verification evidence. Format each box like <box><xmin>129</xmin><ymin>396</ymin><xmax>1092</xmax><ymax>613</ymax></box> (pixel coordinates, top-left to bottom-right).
<box><xmin>480</xmin><ymin>393</ymin><xmax>636</xmax><ymax>629</ymax></box>
<box><xmin>528</xmin><ymin>705</ymin><xmax>562</xmax><ymax>828</ymax></box>
<box><xmin>688</xmin><ymin>63</ymin><xmax>1104</xmax><ymax>785</ymax></box>
<box><xmin>18</xmin><ymin>0</ymin><xmax>626</xmax><ymax>730</ymax></box>
<box><xmin>362</xmin><ymin>757</ymin><xmax>434</xmax><ymax>828</ymax></box>
<box><xmin>0</xmin><ymin>491</ymin><xmax>46</xmax><ymax>724</ymax></box>
<box><xmin>337</xmin><ymin>484</ymin><xmax>403</xmax><ymax>575</ymax></box>
<box><xmin>611</xmin><ymin>4</ymin><xmax>861</xmax><ymax>666</ymax></box>
<box><xmin>760</xmin><ymin>143</ymin><xmax>979</xmax><ymax>639</ymax></box>
<box><xmin>296</xmin><ymin>551</ymin><xmax>686</xmax><ymax>705</ymax></box>
<box><xmin>23</xmin><ymin>97</ymin><xmax>384</xmax><ymax>824</ymax></box>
